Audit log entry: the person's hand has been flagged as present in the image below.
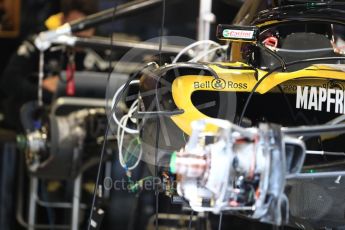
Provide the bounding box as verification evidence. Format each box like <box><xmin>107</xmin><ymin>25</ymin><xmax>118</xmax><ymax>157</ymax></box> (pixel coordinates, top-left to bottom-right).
<box><xmin>42</xmin><ymin>76</ymin><xmax>59</xmax><ymax>93</ymax></box>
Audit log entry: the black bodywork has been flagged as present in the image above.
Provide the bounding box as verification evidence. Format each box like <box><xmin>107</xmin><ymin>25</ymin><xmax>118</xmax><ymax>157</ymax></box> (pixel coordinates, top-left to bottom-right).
<box><xmin>139</xmin><ymin>1</ymin><xmax>345</xmax><ymax>229</ymax></box>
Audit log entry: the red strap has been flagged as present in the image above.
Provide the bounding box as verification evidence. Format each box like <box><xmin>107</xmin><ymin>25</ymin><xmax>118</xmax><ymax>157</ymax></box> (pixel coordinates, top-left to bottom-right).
<box><xmin>66</xmin><ymin>62</ymin><xmax>76</xmax><ymax>96</ymax></box>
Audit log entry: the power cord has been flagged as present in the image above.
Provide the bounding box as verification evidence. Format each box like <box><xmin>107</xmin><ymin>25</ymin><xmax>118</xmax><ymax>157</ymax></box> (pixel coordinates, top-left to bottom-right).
<box><xmin>87</xmin><ymin>125</ymin><xmax>110</xmax><ymax>230</ymax></box>
<box><xmin>217</xmin><ymin>212</ymin><xmax>223</xmax><ymax>230</ymax></box>
<box><xmin>87</xmin><ymin>65</ymin><xmax>144</xmax><ymax>229</ymax></box>
<box><xmin>154</xmin><ymin>119</ymin><xmax>160</xmax><ymax>230</ymax></box>
<box><xmin>86</xmin><ymin>2</ymin><xmax>118</xmax><ymax>229</ymax></box>
<box><xmin>155</xmin><ymin>1</ymin><xmax>166</xmax><ymax>230</ymax></box>
<box><xmin>173</xmin><ymin>40</ymin><xmax>222</xmax><ymax>63</ymax></box>
<box><xmin>158</xmin><ymin>0</ymin><xmax>166</xmax><ymax>66</ymax></box>
<box><xmin>188</xmin><ymin>210</ymin><xmax>194</xmax><ymax>230</ymax></box>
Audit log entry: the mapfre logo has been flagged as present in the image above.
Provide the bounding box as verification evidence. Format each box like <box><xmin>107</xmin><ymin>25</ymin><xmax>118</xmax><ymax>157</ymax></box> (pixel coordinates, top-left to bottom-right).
<box><xmin>222</xmin><ymin>29</ymin><xmax>254</xmax><ymax>39</ymax></box>
<box><xmin>296</xmin><ymin>85</ymin><xmax>345</xmax><ymax>114</ymax></box>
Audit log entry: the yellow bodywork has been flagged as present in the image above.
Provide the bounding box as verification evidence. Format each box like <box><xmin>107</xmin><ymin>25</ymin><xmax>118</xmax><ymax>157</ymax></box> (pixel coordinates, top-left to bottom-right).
<box><xmin>170</xmin><ymin>62</ymin><xmax>345</xmax><ymax>135</ymax></box>
<box><xmin>45</xmin><ymin>13</ymin><xmax>63</xmax><ymax>30</ymax></box>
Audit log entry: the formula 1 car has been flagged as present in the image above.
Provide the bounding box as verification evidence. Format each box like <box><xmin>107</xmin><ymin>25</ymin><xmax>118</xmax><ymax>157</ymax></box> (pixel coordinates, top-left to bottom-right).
<box><xmin>25</xmin><ymin>0</ymin><xmax>345</xmax><ymax>229</ymax></box>
<box><xmin>136</xmin><ymin>0</ymin><xmax>345</xmax><ymax>229</ymax></box>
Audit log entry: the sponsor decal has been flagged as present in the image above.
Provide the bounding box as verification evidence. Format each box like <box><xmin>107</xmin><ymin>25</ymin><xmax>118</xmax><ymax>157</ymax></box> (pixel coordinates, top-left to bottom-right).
<box><xmin>194</xmin><ymin>78</ymin><xmax>248</xmax><ymax>90</ymax></box>
<box><xmin>281</xmin><ymin>84</ymin><xmax>298</xmax><ymax>92</ymax></box>
<box><xmin>327</xmin><ymin>80</ymin><xmax>344</xmax><ymax>91</ymax></box>
<box><xmin>296</xmin><ymin>85</ymin><xmax>345</xmax><ymax>114</ymax></box>
<box><xmin>281</xmin><ymin>80</ymin><xmax>344</xmax><ymax>93</ymax></box>
<box><xmin>211</xmin><ymin>78</ymin><xmax>226</xmax><ymax>90</ymax></box>
<box><xmin>222</xmin><ymin>29</ymin><xmax>254</xmax><ymax>40</ymax></box>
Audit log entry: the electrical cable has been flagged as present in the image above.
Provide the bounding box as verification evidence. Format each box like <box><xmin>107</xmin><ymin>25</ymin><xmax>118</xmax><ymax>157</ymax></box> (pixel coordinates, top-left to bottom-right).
<box><xmin>277</xmin><ymin>85</ymin><xmax>299</xmax><ymax>122</ymax></box>
<box><xmin>117</xmin><ymin>99</ymin><xmax>143</xmax><ymax>170</ymax></box>
<box><xmin>276</xmin><ymin>85</ymin><xmax>315</xmax><ymax>140</ymax></box>
<box><xmin>111</xmin><ymin>80</ymin><xmax>140</xmax><ymax>134</ymax></box>
<box><xmin>217</xmin><ymin>212</ymin><xmax>223</xmax><ymax>230</ymax></box>
<box><xmin>87</xmin><ymin>125</ymin><xmax>110</xmax><ymax>230</ymax></box>
<box><xmin>86</xmin><ymin>2</ymin><xmax>118</xmax><ymax>229</ymax></box>
<box><xmin>172</xmin><ymin>40</ymin><xmax>222</xmax><ymax>63</ymax></box>
<box><xmin>141</xmin><ymin>62</ymin><xmax>221</xmax><ymax>120</ymax></box>
<box><xmin>188</xmin><ymin>210</ymin><xmax>194</xmax><ymax>230</ymax></box>
<box><xmin>189</xmin><ymin>45</ymin><xmax>228</xmax><ymax>63</ymax></box>
<box><xmin>154</xmin><ymin>120</ymin><xmax>160</xmax><ymax>230</ymax></box>
<box><xmin>111</xmin><ymin>62</ymin><xmax>161</xmax><ymax>173</ymax></box>
<box><xmin>155</xmin><ymin>1</ymin><xmax>166</xmax><ymax>230</ymax></box>
<box><xmin>238</xmin><ymin>56</ymin><xmax>345</xmax><ymax>126</ymax></box>
<box><xmin>282</xmin><ymin>123</ymin><xmax>345</xmax><ymax>136</ymax></box>
<box><xmin>327</xmin><ymin>114</ymin><xmax>345</xmax><ymax>125</ymax></box>
<box><xmin>86</xmin><ymin>34</ymin><xmax>133</xmax><ymax>230</ymax></box>
<box><xmin>112</xmin><ymin>63</ymin><xmax>162</xmax><ymax>172</ymax></box>
<box><xmin>158</xmin><ymin>0</ymin><xmax>165</xmax><ymax>66</ymax></box>
<box><xmin>237</xmin><ymin>68</ymin><xmax>277</xmax><ymax>126</ymax></box>
<box><xmin>276</xmin><ymin>47</ymin><xmax>334</xmax><ymax>53</ymax></box>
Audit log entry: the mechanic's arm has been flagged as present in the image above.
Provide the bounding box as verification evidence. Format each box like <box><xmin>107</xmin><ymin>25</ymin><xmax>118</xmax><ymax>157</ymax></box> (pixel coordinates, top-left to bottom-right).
<box><xmin>0</xmin><ymin>39</ymin><xmax>57</xmax><ymax>102</ymax></box>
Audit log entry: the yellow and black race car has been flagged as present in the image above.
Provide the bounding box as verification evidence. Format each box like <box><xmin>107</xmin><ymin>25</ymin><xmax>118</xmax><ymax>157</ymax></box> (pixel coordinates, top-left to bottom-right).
<box><xmin>139</xmin><ymin>0</ymin><xmax>345</xmax><ymax>229</ymax></box>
